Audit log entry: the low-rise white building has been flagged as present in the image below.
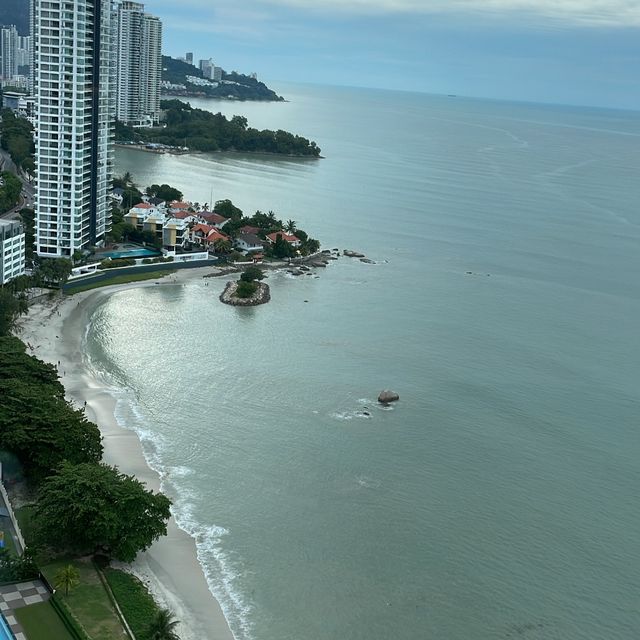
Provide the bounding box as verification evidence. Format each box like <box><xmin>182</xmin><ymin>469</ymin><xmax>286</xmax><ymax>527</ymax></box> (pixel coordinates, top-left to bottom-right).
<box><xmin>0</xmin><ymin>220</ymin><xmax>26</xmax><ymax>284</ymax></box>
<box><xmin>235</xmin><ymin>233</ymin><xmax>264</xmax><ymax>253</ymax></box>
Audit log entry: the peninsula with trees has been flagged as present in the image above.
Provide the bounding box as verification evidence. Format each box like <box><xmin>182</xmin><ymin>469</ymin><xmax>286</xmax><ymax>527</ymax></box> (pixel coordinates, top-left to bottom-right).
<box><xmin>161</xmin><ymin>55</ymin><xmax>284</xmax><ymax>102</ymax></box>
<box><xmin>116</xmin><ymin>100</ymin><xmax>322</xmax><ymax>157</ymax></box>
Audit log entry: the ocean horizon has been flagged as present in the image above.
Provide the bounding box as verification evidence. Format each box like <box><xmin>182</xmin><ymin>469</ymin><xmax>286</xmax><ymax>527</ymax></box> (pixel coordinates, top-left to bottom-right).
<box><xmin>83</xmin><ymin>82</ymin><xmax>640</xmax><ymax>639</ymax></box>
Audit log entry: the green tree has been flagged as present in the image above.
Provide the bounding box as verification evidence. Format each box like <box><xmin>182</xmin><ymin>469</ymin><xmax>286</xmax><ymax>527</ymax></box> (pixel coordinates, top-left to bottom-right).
<box><xmin>270</xmin><ymin>234</ymin><xmax>295</xmax><ymax>259</ymax></box>
<box><xmin>36</xmin><ymin>462</ymin><xmax>172</xmax><ymax>562</ymax></box>
<box><xmin>284</xmin><ymin>219</ymin><xmax>297</xmax><ymax>233</ymax></box>
<box><xmin>240</xmin><ymin>266</ymin><xmax>264</xmax><ymax>283</ymax></box>
<box><xmin>0</xmin><ymin>289</ymin><xmax>22</xmax><ymax>336</ymax></box>
<box><xmin>54</xmin><ymin>564</ymin><xmax>80</xmax><ymax>596</ymax></box>
<box><xmin>0</xmin><ymin>171</ymin><xmax>22</xmax><ymax>213</ymax></box>
<box><xmin>235</xmin><ymin>280</ymin><xmax>258</xmax><ymax>298</ymax></box>
<box><xmin>214</xmin><ymin>199</ymin><xmax>242</xmax><ymax>219</ymax></box>
<box><xmin>148</xmin><ymin>608</ymin><xmax>180</xmax><ymax>640</ymax></box>
<box><xmin>146</xmin><ymin>184</ymin><xmax>183</xmax><ymax>202</ymax></box>
<box><xmin>213</xmin><ymin>238</ymin><xmax>232</xmax><ymax>254</ymax></box>
<box><xmin>37</xmin><ymin>258</ymin><xmax>72</xmax><ymax>287</ymax></box>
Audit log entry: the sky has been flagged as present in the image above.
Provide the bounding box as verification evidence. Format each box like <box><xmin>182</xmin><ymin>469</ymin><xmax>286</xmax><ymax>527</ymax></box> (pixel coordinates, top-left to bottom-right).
<box><xmin>152</xmin><ymin>0</ymin><xmax>640</xmax><ymax>109</ymax></box>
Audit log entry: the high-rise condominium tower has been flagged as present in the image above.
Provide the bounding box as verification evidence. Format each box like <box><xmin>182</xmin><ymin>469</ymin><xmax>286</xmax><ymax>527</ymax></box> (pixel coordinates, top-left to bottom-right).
<box><xmin>115</xmin><ymin>1</ymin><xmax>162</xmax><ymax>126</ymax></box>
<box><xmin>0</xmin><ymin>25</ymin><xmax>19</xmax><ymax>80</ymax></box>
<box><xmin>31</xmin><ymin>0</ymin><xmax>115</xmax><ymax>257</ymax></box>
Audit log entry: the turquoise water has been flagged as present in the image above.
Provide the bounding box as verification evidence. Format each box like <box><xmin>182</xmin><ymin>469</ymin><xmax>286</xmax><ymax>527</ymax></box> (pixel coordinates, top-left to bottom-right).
<box><xmin>87</xmin><ymin>85</ymin><xmax>640</xmax><ymax>639</ymax></box>
<box><xmin>99</xmin><ymin>248</ymin><xmax>161</xmax><ymax>259</ymax></box>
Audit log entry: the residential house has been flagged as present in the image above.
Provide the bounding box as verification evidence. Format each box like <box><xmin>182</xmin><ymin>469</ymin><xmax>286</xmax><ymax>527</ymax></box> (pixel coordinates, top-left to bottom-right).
<box><xmin>163</xmin><ymin>217</ymin><xmax>189</xmax><ymax>251</ymax></box>
<box><xmin>201</xmin><ymin>212</ymin><xmax>229</xmax><ymax>229</ymax></box>
<box><xmin>142</xmin><ymin>210</ymin><xmax>166</xmax><ymax>244</ymax></box>
<box><xmin>266</xmin><ymin>231</ymin><xmax>301</xmax><ymax>248</ymax></box>
<box><xmin>239</xmin><ymin>225</ymin><xmax>260</xmax><ymax>236</ymax></box>
<box><xmin>124</xmin><ymin>202</ymin><xmax>157</xmax><ymax>231</ymax></box>
<box><xmin>190</xmin><ymin>223</ymin><xmax>216</xmax><ymax>245</ymax></box>
<box><xmin>148</xmin><ymin>196</ymin><xmax>166</xmax><ymax>209</ymax></box>
<box><xmin>235</xmin><ymin>233</ymin><xmax>264</xmax><ymax>253</ymax></box>
<box><xmin>168</xmin><ymin>201</ymin><xmax>192</xmax><ymax>215</ymax></box>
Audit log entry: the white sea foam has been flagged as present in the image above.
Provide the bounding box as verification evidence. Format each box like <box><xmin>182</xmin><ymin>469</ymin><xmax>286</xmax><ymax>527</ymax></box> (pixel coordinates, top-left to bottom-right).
<box><xmin>84</xmin><ymin>359</ymin><xmax>253</xmax><ymax>640</ymax></box>
<box><xmin>112</xmin><ymin>394</ymin><xmax>254</xmax><ymax>638</ymax></box>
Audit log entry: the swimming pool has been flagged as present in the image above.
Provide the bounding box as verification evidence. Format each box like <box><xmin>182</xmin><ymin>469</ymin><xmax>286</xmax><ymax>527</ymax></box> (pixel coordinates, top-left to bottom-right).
<box><xmin>99</xmin><ymin>248</ymin><xmax>162</xmax><ymax>259</ymax></box>
<box><xmin>0</xmin><ymin>613</ymin><xmax>15</xmax><ymax>639</ymax></box>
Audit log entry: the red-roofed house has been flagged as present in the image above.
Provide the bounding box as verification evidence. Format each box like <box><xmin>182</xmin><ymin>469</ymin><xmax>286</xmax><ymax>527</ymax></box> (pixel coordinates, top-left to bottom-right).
<box><xmin>169</xmin><ymin>201</ymin><xmax>192</xmax><ymax>214</ymax></box>
<box><xmin>172</xmin><ymin>211</ymin><xmax>197</xmax><ymax>221</ymax></box>
<box><xmin>205</xmin><ymin>229</ymin><xmax>229</xmax><ymax>245</ymax></box>
<box><xmin>191</xmin><ymin>223</ymin><xmax>216</xmax><ymax>244</ymax></box>
<box><xmin>266</xmin><ymin>231</ymin><xmax>301</xmax><ymax>248</ymax></box>
<box><xmin>201</xmin><ymin>213</ymin><xmax>229</xmax><ymax>229</ymax></box>
<box><xmin>239</xmin><ymin>225</ymin><xmax>260</xmax><ymax>235</ymax></box>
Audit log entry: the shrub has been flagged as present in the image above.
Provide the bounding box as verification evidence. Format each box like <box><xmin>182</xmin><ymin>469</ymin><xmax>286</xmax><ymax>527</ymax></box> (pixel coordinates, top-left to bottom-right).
<box><xmin>240</xmin><ymin>266</ymin><xmax>264</xmax><ymax>283</ymax></box>
<box><xmin>98</xmin><ymin>258</ymin><xmax>136</xmax><ymax>269</ymax></box>
<box><xmin>235</xmin><ymin>280</ymin><xmax>258</xmax><ymax>298</ymax></box>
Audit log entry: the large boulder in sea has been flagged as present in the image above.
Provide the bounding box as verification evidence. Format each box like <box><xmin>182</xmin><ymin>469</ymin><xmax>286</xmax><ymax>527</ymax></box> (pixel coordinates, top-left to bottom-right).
<box><xmin>378</xmin><ymin>390</ymin><xmax>400</xmax><ymax>404</ymax></box>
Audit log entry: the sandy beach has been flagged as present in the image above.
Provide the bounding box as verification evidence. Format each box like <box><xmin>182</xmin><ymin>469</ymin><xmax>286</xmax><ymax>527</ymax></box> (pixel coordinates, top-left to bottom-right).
<box><xmin>16</xmin><ymin>266</ymin><xmax>235</xmax><ymax>640</ymax></box>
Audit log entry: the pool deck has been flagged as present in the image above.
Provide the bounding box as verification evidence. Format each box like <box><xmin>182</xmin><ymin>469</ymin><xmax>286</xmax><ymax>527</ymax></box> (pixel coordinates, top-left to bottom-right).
<box><xmin>0</xmin><ymin>580</ymin><xmax>51</xmax><ymax>640</ymax></box>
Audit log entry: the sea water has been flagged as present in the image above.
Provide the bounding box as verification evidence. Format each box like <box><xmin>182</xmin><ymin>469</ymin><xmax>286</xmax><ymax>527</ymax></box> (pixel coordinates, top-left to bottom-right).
<box><xmin>85</xmin><ymin>84</ymin><xmax>640</xmax><ymax>639</ymax></box>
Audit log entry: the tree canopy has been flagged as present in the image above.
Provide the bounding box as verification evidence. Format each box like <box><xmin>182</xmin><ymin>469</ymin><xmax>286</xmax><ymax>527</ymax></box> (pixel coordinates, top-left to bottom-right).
<box><xmin>0</xmin><ymin>171</ymin><xmax>22</xmax><ymax>213</ymax></box>
<box><xmin>145</xmin><ymin>184</ymin><xmax>183</xmax><ymax>203</ymax></box>
<box><xmin>36</xmin><ymin>462</ymin><xmax>172</xmax><ymax>562</ymax></box>
<box><xmin>116</xmin><ymin>100</ymin><xmax>321</xmax><ymax>157</ymax></box>
<box><xmin>0</xmin><ymin>336</ymin><xmax>103</xmax><ymax>480</ymax></box>
<box><xmin>0</xmin><ymin>109</ymin><xmax>35</xmax><ymax>171</ymax></box>
<box><xmin>240</xmin><ymin>266</ymin><xmax>265</xmax><ymax>283</ymax></box>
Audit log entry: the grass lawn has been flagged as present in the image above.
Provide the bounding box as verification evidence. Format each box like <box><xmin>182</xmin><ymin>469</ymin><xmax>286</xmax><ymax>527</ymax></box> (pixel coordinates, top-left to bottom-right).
<box><xmin>41</xmin><ymin>558</ymin><xmax>127</xmax><ymax>640</ymax></box>
<box><xmin>65</xmin><ymin>270</ymin><xmax>175</xmax><ymax>294</ymax></box>
<box><xmin>14</xmin><ymin>505</ymin><xmax>37</xmax><ymax>549</ymax></box>
<box><xmin>103</xmin><ymin>569</ymin><xmax>159</xmax><ymax>640</ymax></box>
<box><xmin>13</xmin><ymin>601</ymin><xmax>74</xmax><ymax>640</ymax></box>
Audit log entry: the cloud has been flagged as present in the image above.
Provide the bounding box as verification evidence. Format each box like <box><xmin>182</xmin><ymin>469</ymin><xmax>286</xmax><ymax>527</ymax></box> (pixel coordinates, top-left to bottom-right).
<box><xmin>249</xmin><ymin>0</ymin><xmax>640</xmax><ymax>27</ymax></box>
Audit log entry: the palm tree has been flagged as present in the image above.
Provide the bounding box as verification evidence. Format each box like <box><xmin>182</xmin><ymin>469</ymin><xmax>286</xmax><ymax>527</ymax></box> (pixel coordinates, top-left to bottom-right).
<box><xmin>122</xmin><ymin>171</ymin><xmax>134</xmax><ymax>187</ymax></box>
<box><xmin>202</xmin><ymin>202</ymin><xmax>210</xmax><ymax>212</ymax></box>
<box><xmin>285</xmin><ymin>219</ymin><xmax>297</xmax><ymax>233</ymax></box>
<box><xmin>148</xmin><ymin>608</ymin><xmax>180</xmax><ymax>640</ymax></box>
<box><xmin>54</xmin><ymin>564</ymin><xmax>80</xmax><ymax>597</ymax></box>
<box><xmin>214</xmin><ymin>238</ymin><xmax>232</xmax><ymax>254</ymax></box>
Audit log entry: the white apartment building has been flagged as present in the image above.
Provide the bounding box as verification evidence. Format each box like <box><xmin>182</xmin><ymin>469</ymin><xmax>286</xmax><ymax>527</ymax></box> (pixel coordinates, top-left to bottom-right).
<box><xmin>31</xmin><ymin>0</ymin><xmax>115</xmax><ymax>257</ymax></box>
<box><xmin>16</xmin><ymin>36</ymin><xmax>32</xmax><ymax>68</ymax></box>
<box><xmin>0</xmin><ymin>220</ymin><xmax>26</xmax><ymax>285</ymax></box>
<box><xmin>115</xmin><ymin>1</ymin><xmax>162</xmax><ymax>126</ymax></box>
<box><xmin>0</xmin><ymin>25</ymin><xmax>19</xmax><ymax>80</ymax></box>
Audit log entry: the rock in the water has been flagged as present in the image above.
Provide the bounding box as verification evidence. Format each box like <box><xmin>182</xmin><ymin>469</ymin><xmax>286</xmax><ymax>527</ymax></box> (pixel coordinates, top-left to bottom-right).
<box><xmin>360</xmin><ymin>258</ymin><xmax>376</xmax><ymax>264</ymax></box>
<box><xmin>344</xmin><ymin>250</ymin><xmax>365</xmax><ymax>258</ymax></box>
<box><xmin>378</xmin><ymin>390</ymin><xmax>400</xmax><ymax>403</ymax></box>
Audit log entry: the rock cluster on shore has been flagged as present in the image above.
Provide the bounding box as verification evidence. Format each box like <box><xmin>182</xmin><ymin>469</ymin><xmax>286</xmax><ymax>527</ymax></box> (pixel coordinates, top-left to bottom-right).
<box><xmin>219</xmin><ymin>281</ymin><xmax>271</xmax><ymax>306</ymax></box>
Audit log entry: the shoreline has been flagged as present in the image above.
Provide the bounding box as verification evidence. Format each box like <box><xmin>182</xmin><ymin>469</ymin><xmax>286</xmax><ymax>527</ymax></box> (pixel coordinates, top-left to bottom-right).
<box><xmin>16</xmin><ymin>266</ymin><xmax>236</xmax><ymax>640</ymax></box>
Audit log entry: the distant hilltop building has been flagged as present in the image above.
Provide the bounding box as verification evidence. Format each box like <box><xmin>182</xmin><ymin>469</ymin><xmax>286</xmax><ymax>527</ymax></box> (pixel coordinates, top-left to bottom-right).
<box><xmin>31</xmin><ymin>0</ymin><xmax>115</xmax><ymax>257</ymax></box>
<box><xmin>186</xmin><ymin>52</ymin><xmax>193</xmax><ymax>65</ymax></box>
<box><xmin>0</xmin><ymin>25</ymin><xmax>19</xmax><ymax>80</ymax></box>
<box><xmin>116</xmin><ymin>1</ymin><xmax>162</xmax><ymax>127</ymax></box>
<box><xmin>199</xmin><ymin>58</ymin><xmax>222</xmax><ymax>82</ymax></box>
